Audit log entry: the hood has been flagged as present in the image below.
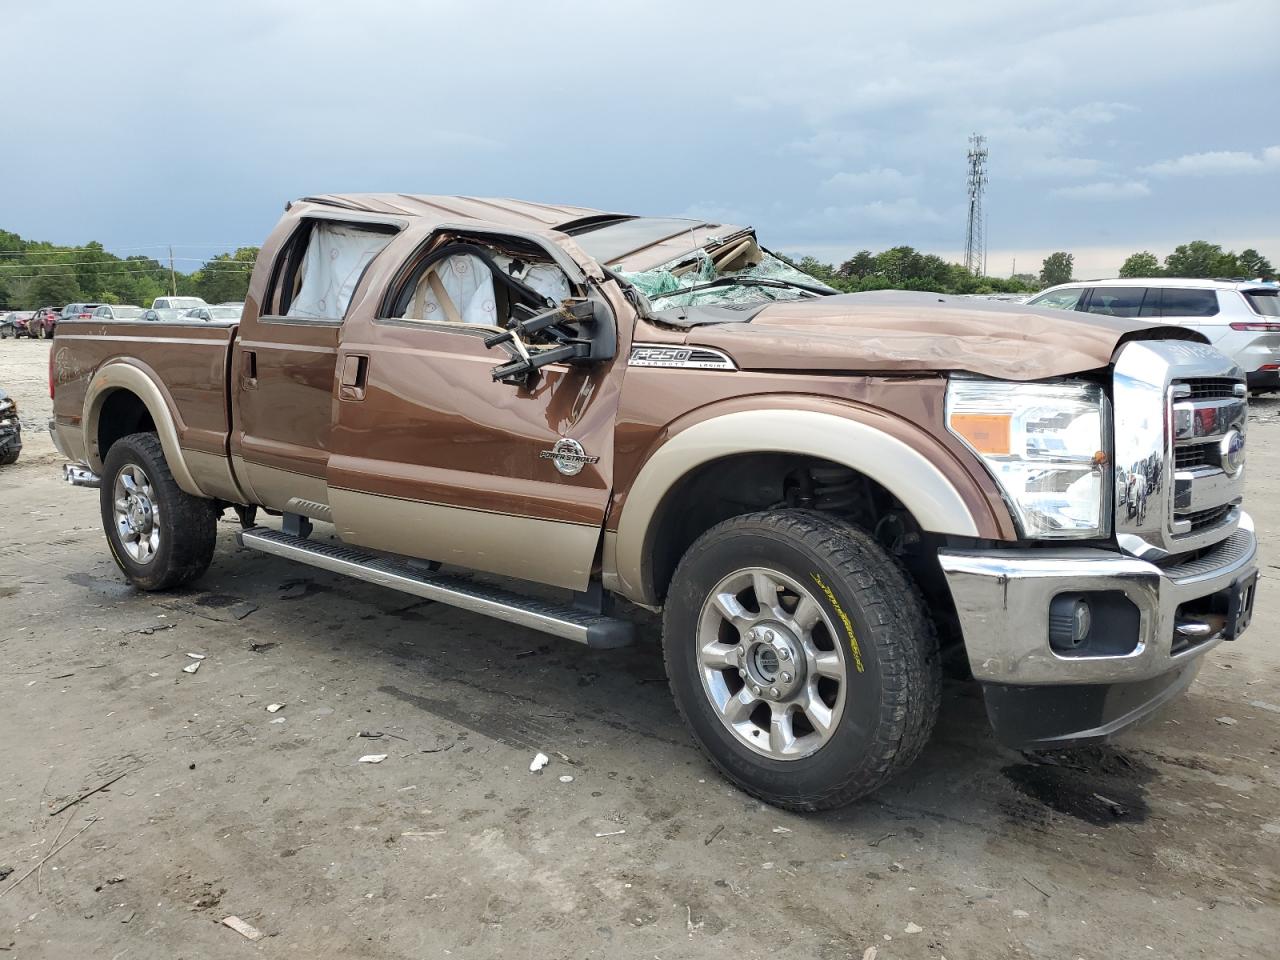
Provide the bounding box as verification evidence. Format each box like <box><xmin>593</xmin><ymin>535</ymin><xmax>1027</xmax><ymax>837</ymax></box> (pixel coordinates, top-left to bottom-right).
<box><xmin>660</xmin><ymin>291</ymin><xmax>1207</xmax><ymax>381</ymax></box>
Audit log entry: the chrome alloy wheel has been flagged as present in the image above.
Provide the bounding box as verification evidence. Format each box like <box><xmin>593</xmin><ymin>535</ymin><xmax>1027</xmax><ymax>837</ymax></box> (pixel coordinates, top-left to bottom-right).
<box><xmin>113</xmin><ymin>464</ymin><xmax>161</xmax><ymax>564</ymax></box>
<box><xmin>696</xmin><ymin>567</ymin><xmax>847</xmax><ymax>760</ymax></box>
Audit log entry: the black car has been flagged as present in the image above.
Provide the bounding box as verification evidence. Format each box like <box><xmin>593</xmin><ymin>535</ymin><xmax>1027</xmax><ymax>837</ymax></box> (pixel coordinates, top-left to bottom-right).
<box><xmin>0</xmin><ymin>387</ymin><xmax>19</xmax><ymax>465</ymax></box>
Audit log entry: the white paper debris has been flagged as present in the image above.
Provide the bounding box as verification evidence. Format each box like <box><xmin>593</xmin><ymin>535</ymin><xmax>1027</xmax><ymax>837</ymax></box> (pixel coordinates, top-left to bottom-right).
<box><xmin>186</xmin><ymin>653</ymin><xmax>205</xmax><ymax>660</ymax></box>
<box><xmin>559</xmin><ymin>775</ymin><xmax>574</xmax><ymax>783</ymax></box>
<box><xmin>1012</xmin><ymin>909</ymin><xmax>1030</xmax><ymax>918</ymax></box>
<box><xmin>595</xmin><ymin>829</ymin><xmax>626</xmax><ymax>838</ymax></box>
<box><xmin>862</xmin><ymin>948</ymin><xmax>878</xmax><ymax>960</ymax></box>
<box><xmin>266</xmin><ymin>703</ymin><xmax>284</xmax><ymax>713</ymax></box>
<box><xmin>181</xmin><ymin>661</ymin><xmax>200</xmax><ymax>674</ymax></box>
<box><xmin>221</xmin><ymin>915</ymin><xmax>264</xmax><ymax>941</ymax></box>
<box><xmin>270</xmin><ymin>718</ymin><xmax>286</xmax><ymax>724</ymax></box>
<box><xmin>358</xmin><ymin>754</ymin><xmax>387</xmax><ymax>763</ymax></box>
<box><xmin>904</xmin><ymin>922</ymin><xmax>923</xmax><ymax>934</ymax></box>
<box><xmin>772</xmin><ymin>826</ymin><xmax>792</xmax><ymax>834</ymax></box>
<box><xmin>1215</xmin><ymin>716</ymin><xmax>1237</xmax><ymax>725</ymax></box>
<box><xmin>529</xmin><ymin>752</ymin><xmax>549</xmax><ymax>773</ymax></box>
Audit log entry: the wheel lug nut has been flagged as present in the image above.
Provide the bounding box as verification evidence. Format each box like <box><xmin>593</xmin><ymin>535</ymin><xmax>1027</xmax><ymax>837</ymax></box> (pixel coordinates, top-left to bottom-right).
<box><xmin>764</xmin><ymin>630</ymin><xmax>775</xmax><ymax>641</ymax></box>
<box><xmin>752</xmin><ymin>685</ymin><xmax>761</xmax><ymax>695</ymax></box>
<box><xmin>781</xmin><ymin>673</ymin><xmax>792</xmax><ymax>683</ymax></box>
<box><xmin>778</xmin><ymin>649</ymin><xmax>790</xmax><ymax>661</ymax></box>
<box><xmin>738</xmin><ymin>669</ymin><xmax>746</xmax><ymax>678</ymax></box>
<box><xmin>770</xmin><ymin>687</ymin><xmax>780</xmax><ymax>698</ymax></box>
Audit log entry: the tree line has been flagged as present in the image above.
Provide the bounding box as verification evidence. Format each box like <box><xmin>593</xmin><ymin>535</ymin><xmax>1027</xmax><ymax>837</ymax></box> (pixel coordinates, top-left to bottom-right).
<box><xmin>3</xmin><ymin>225</ymin><xmax>1273</xmax><ymax>312</ymax></box>
<box><xmin>0</xmin><ymin>228</ymin><xmax>259</xmax><ymax>310</ymax></box>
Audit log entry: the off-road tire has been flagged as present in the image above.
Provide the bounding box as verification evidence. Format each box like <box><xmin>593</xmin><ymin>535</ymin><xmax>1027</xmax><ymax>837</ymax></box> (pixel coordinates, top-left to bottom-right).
<box><xmin>0</xmin><ymin>445</ymin><xmax>19</xmax><ymax>465</ymax></box>
<box><xmin>100</xmin><ymin>432</ymin><xmax>218</xmax><ymax>590</ymax></box>
<box><xmin>663</xmin><ymin>509</ymin><xmax>941</xmax><ymax>811</ymax></box>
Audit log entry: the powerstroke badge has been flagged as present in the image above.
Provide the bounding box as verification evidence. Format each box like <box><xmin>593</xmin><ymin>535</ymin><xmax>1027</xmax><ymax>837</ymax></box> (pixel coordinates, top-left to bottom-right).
<box><xmin>540</xmin><ymin>438</ymin><xmax>600</xmax><ymax>477</ymax></box>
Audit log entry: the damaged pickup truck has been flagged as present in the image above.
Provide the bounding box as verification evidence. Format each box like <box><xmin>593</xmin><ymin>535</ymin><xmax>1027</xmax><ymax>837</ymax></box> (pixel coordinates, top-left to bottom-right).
<box><xmin>49</xmin><ymin>195</ymin><xmax>1258</xmax><ymax>810</ymax></box>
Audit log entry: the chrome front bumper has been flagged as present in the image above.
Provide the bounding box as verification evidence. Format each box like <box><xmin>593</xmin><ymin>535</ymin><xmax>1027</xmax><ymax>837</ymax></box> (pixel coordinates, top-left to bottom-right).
<box><xmin>938</xmin><ymin>512</ymin><xmax>1257</xmax><ymax>686</ymax></box>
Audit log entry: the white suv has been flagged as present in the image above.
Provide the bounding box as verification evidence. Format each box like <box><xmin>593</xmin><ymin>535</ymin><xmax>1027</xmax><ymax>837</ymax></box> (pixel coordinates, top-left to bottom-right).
<box><xmin>1028</xmin><ymin>279</ymin><xmax>1280</xmax><ymax>391</ymax></box>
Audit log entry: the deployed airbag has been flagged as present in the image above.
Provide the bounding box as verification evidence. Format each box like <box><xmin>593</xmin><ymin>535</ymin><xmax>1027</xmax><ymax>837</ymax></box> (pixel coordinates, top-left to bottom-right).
<box><xmin>288</xmin><ymin>223</ymin><xmax>393</xmax><ymax>320</ymax></box>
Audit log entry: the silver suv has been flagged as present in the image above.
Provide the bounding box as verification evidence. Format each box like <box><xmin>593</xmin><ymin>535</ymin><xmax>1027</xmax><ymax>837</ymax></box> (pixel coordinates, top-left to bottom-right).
<box><xmin>1028</xmin><ymin>279</ymin><xmax>1280</xmax><ymax>392</ymax></box>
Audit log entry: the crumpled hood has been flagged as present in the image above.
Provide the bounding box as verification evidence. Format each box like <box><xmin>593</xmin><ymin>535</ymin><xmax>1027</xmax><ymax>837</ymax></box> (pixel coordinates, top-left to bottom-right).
<box><xmin>669</xmin><ymin>291</ymin><xmax>1207</xmax><ymax>381</ymax></box>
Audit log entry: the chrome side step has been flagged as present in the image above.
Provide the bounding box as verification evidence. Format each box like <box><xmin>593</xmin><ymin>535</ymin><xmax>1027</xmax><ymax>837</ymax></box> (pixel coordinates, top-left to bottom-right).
<box><xmin>236</xmin><ymin>527</ymin><xmax>634</xmax><ymax>649</ymax></box>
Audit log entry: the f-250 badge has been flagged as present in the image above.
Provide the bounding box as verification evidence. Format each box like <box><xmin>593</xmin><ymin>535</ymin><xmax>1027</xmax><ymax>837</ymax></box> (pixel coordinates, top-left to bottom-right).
<box><xmin>540</xmin><ymin>438</ymin><xmax>599</xmax><ymax>477</ymax></box>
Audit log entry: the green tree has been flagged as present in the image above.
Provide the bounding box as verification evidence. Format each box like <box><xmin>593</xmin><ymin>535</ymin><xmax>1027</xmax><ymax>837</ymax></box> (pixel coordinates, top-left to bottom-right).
<box><xmin>1238</xmin><ymin>248</ymin><xmax>1275</xmax><ymax>280</ymax></box>
<box><xmin>837</xmin><ymin>250</ymin><xmax>876</xmax><ymax>280</ymax></box>
<box><xmin>1119</xmin><ymin>251</ymin><xmax>1161</xmax><ymax>278</ymax></box>
<box><xmin>1164</xmin><ymin>241</ymin><xmax>1239</xmax><ymax>278</ymax></box>
<box><xmin>191</xmin><ymin>247</ymin><xmax>259</xmax><ymax>303</ymax></box>
<box><xmin>29</xmin><ymin>270</ymin><xmax>81</xmax><ymax>308</ymax></box>
<box><xmin>1040</xmin><ymin>252</ymin><xmax>1074</xmax><ymax>286</ymax></box>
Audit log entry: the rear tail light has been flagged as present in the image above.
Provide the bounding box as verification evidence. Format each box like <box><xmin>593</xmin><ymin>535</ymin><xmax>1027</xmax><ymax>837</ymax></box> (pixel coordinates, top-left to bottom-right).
<box><xmin>78</xmin><ymin>312</ymin><xmax>91</xmax><ymax>319</ymax></box>
<box><xmin>1260</xmin><ymin>364</ymin><xmax>1280</xmax><ymax>372</ymax></box>
<box><xmin>1229</xmin><ymin>321</ymin><xmax>1280</xmax><ymax>332</ymax></box>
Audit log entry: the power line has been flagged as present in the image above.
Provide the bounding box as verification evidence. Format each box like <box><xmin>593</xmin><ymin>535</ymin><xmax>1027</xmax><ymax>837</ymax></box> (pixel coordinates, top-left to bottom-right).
<box><xmin>0</xmin><ymin>263</ymin><xmax>256</xmax><ymax>280</ymax></box>
<box><xmin>0</xmin><ymin>256</ymin><xmax>253</xmax><ymax>268</ymax></box>
<box><xmin>0</xmin><ymin>243</ymin><xmax>260</xmax><ymax>259</ymax></box>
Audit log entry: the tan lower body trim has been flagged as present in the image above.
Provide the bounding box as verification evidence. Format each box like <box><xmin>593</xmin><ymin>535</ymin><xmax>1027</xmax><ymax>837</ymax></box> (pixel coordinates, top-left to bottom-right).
<box><xmin>241</xmin><ymin>461</ymin><xmax>329</xmax><ymax>513</ymax></box>
<box><xmin>329</xmin><ymin>487</ymin><xmax>600</xmax><ymax>592</ymax></box>
<box><xmin>184</xmin><ymin>449</ymin><xmax>246</xmax><ymax>503</ymax></box>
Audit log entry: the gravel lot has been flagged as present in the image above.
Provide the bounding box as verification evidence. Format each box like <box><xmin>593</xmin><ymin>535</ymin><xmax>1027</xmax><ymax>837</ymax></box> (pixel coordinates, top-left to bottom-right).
<box><xmin>1</xmin><ymin>337</ymin><xmax>1277</xmax><ymax>959</ymax></box>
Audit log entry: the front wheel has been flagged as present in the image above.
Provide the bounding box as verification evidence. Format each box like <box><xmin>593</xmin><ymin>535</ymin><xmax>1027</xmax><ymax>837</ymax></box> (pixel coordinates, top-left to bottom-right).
<box><xmin>100</xmin><ymin>432</ymin><xmax>218</xmax><ymax>590</ymax></box>
<box><xmin>663</xmin><ymin>510</ymin><xmax>940</xmax><ymax>811</ymax></box>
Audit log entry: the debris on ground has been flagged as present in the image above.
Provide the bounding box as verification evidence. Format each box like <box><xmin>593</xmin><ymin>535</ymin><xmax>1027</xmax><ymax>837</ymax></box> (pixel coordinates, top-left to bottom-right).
<box><xmin>120</xmin><ymin>910</ymin><xmax>135</xmax><ymax>924</ymax></box>
<box><xmin>904</xmin><ymin>922</ymin><xmax>923</xmax><ymax>934</ymax></box>
<box><xmin>358</xmin><ymin>730</ymin><xmax>384</xmax><ymax>739</ymax></box>
<box><xmin>1093</xmin><ymin>793</ymin><xmax>1127</xmax><ymax>817</ymax></box>
<box><xmin>529</xmin><ymin>752</ymin><xmax>549</xmax><ymax>773</ymax></box>
<box><xmin>559</xmin><ymin>775</ymin><xmax>574</xmax><ymax>783</ymax></box>
<box><xmin>704</xmin><ymin>824</ymin><xmax>724</xmax><ymax>846</ymax></box>
<box><xmin>221</xmin><ymin>916</ymin><xmax>264</xmax><ymax>941</ymax></box>
<box><xmin>1216</xmin><ymin>716</ymin><xmax>1238</xmax><ymax>725</ymax></box>
<box><xmin>182</xmin><ymin>661</ymin><xmax>200</xmax><ymax>674</ymax></box>
<box><xmin>248</xmin><ymin>641</ymin><xmax>277</xmax><ymax>653</ymax></box>
<box><xmin>49</xmin><ymin>771</ymin><xmax>130</xmax><ymax>816</ymax></box>
<box><xmin>266</xmin><ymin>703</ymin><xmax>284</xmax><ymax>713</ymax></box>
<box><xmin>862</xmin><ymin>948</ymin><xmax>878</xmax><ymax>960</ymax></box>
<box><xmin>358</xmin><ymin>754</ymin><xmax>387</xmax><ymax>764</ymax></box>
<box><xmin>772</xmin><ymin>826</ymin><xmax>792</xmax><ymax>834</ymax></box>
<box><xmin>0</xmin><ymin>867</ymin><xmax>12</xmax><ymax>881</ymax></box>
<box><xmin>269</xmin><ymin>718</ymin><xmax>286</xmax><ymax>724</ymax></box>
<box><xmin>186</xmin><ymin>653</ymin><xmax>205</xmax><ymax>661</ymax></box>
<box><xmin>594</xmin><ymin>829</ymin><xmax>626</xmax><ymax>838</ymax></box>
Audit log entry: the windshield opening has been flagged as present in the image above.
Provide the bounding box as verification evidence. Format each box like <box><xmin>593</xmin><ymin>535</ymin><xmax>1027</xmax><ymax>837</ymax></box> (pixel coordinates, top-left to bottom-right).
<box><xmin>617</xmin><ymin>239</ymin><xmax>835</xmax><ymax>311</ymax></box>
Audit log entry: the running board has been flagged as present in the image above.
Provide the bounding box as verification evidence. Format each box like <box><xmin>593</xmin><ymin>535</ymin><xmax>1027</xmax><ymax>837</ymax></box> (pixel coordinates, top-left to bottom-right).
<box><xmin>236</xmin><ymin>527</ymin><xmax>633</xmax><ymax>649</ymax></box>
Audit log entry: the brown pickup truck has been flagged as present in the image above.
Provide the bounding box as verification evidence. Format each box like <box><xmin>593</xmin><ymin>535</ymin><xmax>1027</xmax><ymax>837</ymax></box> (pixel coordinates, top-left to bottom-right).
<box><xmin>49</xmin><ymin>194</ymin><xmax>1259</xmax><ymax>810</ymax></box>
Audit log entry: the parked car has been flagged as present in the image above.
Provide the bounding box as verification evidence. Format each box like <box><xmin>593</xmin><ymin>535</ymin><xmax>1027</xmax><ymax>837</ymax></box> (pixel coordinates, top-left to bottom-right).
<box><xmin>1028</xmin><ymin>279</ymin><xmax>1280</xmax><ymax>392</ymax></box>
<box><xmin>140</xmin><ymin>308</ymin><xmax>184</xmax><ymax>322</ymax></box>
<box><xmin>0</xmin><ymin>311</ymin><xmax>34</xmax><ymax>339</ymax></box>
<box><xmin>48</xmin><ymin>193</ymin><xmax>1257</xmax><ymax>811</ymax></box>
<box><xmin>151</xmin><ymin>296</ymin><xmax>207</xmax><ymax>312</ymax></box>
<box><xmin>184</xmin><ymin>305</ymin><xmax>242</xmax><ymax>322</ymax></box>
<box><xmin>0</xmin><ymin>387</ymin><xmax>20</xmax><ymax>464</ymax></box>
<box><xmin>54</xmin><ymin>303</ymin><xmax>104</xmax><ymax>338</ymax></box>
<box><xmin>25</xmin><ymin>307</ymin><xmax>60</xmax><ymax>339</ymax></box>
<box><xmin>90</xmin><ymin>304</ymin><xmax>145</xmax><ymax>321</ymax></box>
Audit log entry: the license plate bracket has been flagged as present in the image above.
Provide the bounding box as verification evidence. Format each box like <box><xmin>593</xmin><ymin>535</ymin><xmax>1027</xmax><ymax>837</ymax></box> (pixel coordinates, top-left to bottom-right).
<box><xmin>1224</xmin><ymin>571</ymin><xmax>1258</xmax><ymax>640</ymax></box>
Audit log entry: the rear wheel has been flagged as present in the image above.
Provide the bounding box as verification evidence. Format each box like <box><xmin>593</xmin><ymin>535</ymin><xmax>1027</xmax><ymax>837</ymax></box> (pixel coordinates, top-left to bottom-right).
<box><xmin>100</xmin><ymin>432</ymin><xmax>218</xmax><ymax>590</ymax></box>
<box><xmin>0</xmin><ymin>445</ymin><xmax>18</xmax><ymax>465</ymax></box>
<box><xmin>662</xmin><ymin>510</ymin><xmax>940</xmax><ymax>811</ymax></box>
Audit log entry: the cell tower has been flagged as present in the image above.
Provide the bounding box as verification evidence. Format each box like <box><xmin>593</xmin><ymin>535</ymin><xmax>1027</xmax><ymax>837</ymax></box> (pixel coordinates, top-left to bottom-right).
<box><xmin>964</xmin><ymin>133</ymin><xmax>988</xmax><ymax>276</ymax></box>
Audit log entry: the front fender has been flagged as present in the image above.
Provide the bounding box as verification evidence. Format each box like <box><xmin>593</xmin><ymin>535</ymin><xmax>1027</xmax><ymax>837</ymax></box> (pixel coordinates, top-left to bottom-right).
<box><xmin>608</xmin><ymin>401</ymin><xmax>1014</xmax><ymax>605</ymax></box>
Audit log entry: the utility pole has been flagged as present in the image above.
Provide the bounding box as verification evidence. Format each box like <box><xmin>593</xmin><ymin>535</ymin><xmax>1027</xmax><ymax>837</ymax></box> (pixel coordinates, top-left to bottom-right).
<box><xmin>168</xmin><ymin>245</ymin><xmax>177</xmax><ymax>296</ymax></box>
<box><xmin>964</xmin><ymin>134</ymin><xmax>988</xmax><ymax>277</ymax></box>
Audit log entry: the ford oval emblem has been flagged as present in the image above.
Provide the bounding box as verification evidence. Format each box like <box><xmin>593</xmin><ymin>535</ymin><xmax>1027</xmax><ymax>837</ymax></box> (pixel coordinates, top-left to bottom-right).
<box><xmin>1220</xmin><ymin>428</ymin><xmax>1246</xmax><ymax>476</ymax></box>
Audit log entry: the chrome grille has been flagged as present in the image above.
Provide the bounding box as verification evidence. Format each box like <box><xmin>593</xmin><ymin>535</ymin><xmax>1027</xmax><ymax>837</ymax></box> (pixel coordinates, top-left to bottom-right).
<box><xmin>1179</xmin><ymin>377</ymin><xmax>1239</xmax><ymax>400</ymax></box>
<box><xmin>1113</xmin><ymin>340</ymin><xmax>1246</xmax><ymax>561</ymax></box>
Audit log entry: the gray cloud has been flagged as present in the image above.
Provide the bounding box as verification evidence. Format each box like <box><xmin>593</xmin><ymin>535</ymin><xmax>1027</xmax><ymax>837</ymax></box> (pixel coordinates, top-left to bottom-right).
<box><xmin>1</xmin><ymin>0</ymin><xmax>1276</xmax><ymax>278</ymax></box>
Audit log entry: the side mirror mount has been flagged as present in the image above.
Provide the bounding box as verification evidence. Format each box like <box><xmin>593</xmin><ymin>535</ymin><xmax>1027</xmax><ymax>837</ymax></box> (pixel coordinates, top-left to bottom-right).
<box><xmin>483</xmin><ymin>297</ymin><xmax>615</xmax><ymax>386</ymax></box>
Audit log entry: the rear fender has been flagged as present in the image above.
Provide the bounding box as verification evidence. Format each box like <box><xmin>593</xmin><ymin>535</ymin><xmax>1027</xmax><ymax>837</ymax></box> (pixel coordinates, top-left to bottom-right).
<box><xmin>83</xmin><ymin>361</ymin><xmax>206</xmax><ymax>498</ymax></box>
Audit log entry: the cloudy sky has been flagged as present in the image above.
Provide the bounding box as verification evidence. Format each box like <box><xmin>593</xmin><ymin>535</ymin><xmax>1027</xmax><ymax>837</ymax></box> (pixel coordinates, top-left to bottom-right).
<box><xmin>3</xmin><ymin>0</ymin><xmax>1277</xmax><ymax>277</ymax></box>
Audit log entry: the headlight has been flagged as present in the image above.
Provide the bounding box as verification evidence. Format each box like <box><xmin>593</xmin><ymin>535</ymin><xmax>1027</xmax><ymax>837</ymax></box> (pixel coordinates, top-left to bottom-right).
<box><xmin>0</xmin><ymin>398</ymin><xmax>14</xmax><ymax>415</ymax></box>
<box><xmin>947</xmin><ymin>377</ymin><xmax>1108</xmax><ymax>539</ymax></box>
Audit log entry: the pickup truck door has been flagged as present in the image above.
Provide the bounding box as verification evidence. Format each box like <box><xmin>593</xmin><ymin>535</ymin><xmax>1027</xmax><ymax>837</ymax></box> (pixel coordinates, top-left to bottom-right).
<box><xmin>229</xmin><ymin>217</ymin><xmax>397</xmax><ymax>514</ymax></box>
<box><xmin>326</xmin><ymin>240</ymin><xmax>628</xmax><ymax>592</ymax></box>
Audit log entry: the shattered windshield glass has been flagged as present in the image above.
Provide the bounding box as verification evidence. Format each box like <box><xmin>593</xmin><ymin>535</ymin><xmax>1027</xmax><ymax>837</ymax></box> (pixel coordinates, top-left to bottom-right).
<box><xmin>618</xmin><ymin>248</ymin><xmax>836</xmax><ymax>311</ymax></box>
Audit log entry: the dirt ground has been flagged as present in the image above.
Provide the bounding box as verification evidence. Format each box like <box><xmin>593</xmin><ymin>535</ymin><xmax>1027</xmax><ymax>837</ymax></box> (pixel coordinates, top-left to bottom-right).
<box><xmin>1</xmin><ymin>336</ymin><xmax>1277</xmax><ymax>960</ymax></box>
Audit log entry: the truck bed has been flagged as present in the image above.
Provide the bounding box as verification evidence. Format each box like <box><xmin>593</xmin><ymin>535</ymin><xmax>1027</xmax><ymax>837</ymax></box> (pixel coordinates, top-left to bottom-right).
<box><xmin>51</xmin><ymin>319</ymin><xmax>237</xmax><ymax>487</ymax></box>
